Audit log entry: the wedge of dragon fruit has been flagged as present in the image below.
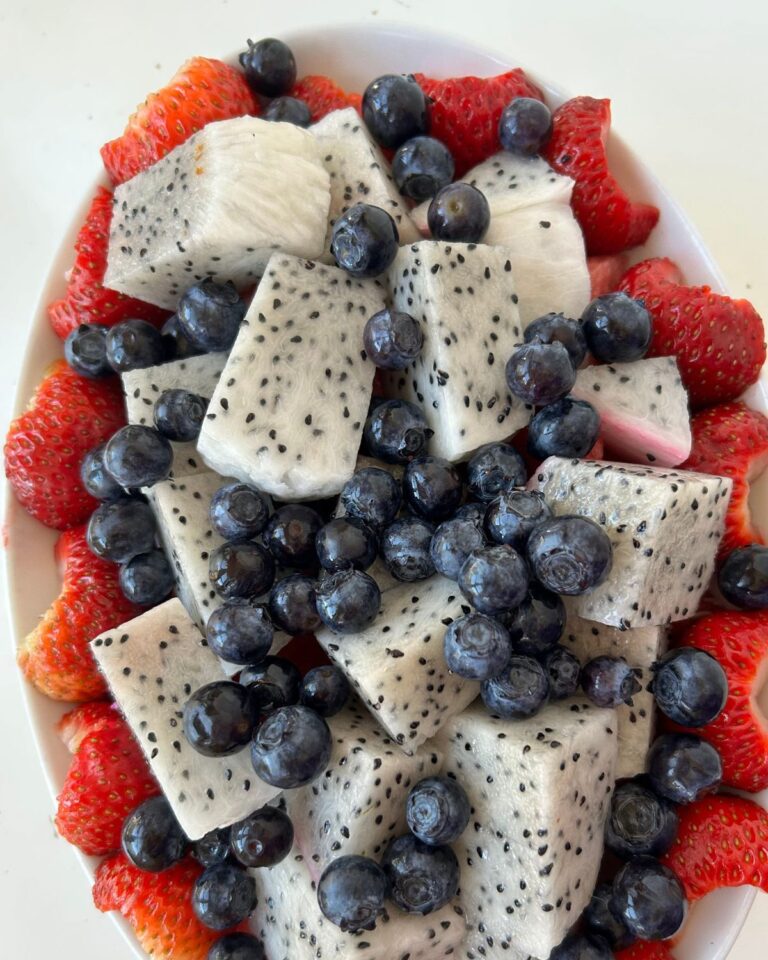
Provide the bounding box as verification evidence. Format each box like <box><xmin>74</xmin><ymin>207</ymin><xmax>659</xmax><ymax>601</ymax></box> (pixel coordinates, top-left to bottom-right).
<box><xmin>91</xmin><ymin>598</ymin><xmax>280</xmax><ymax>839</ymax></box>
<box><xmin>435</xmin><ymin>699</ymin><xmax>618</xmax><ymax>960</ymax></box>
<box><xmin>104</xmin><ymin>116</ymin><xmax>331</xmax><ymax>309</ymax></box>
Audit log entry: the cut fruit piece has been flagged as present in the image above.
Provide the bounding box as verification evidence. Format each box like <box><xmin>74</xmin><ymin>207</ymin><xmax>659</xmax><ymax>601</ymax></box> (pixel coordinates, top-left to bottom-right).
<box><xmin>435</xmin><ymin>699</ymin><xmax>618</xmax><ymax>960</ymax></box>
<box><xmin>104</xmin><ymin>117</ymin><xmax>331</xmax><ymax>309</ymax></box>
<box><xmin>291</xmin><ymin>74</ymin><xmax>362</xmax><ymax>122</ymax></box>
<box><xmin>197</xmin><ymin>254</ymin><xmax>385</xmax><ymax>500</ymax></box>
<box><xmin>531</xmin><ymin>457</ymin><xmax>731</xmax><ymax>628</ymax></box>
<box><xmin>316</xmin><ymin>576</ymin><xmax>479</xmax><ymax>753</ymax></box>
<box><xmin>587</xmin><ymin>253</ymin><xmax>627</xmax><ymax>298</ymax></box>
<box><xmin>91</xmin><ymin>598</ymin><xmax>281</xmax><ymax>839</ymax></box>
<box><xmin>571</xmin><ymin>357</ymin><xmax>692</xmax><ymax>467</ymax></box>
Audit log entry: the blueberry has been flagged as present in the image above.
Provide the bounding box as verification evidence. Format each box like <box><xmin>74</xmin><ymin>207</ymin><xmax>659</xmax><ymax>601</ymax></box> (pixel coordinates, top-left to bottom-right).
<box><xmin>192</xmin><ymin>862</ymin><xmax>257</xmax><ymax>931</ymax></box>
<box><xmin>548</xmin><ymin>933</ymin><xmax>614</xmax><ymax>960</ymax></box>
<box><xmin>65</xmin><ymin>323</ymin><xmax>111</xmax><ymax>378</ymax></box>
<box><xmin>239</xmin><ymin>656</ymin><xmax>301</xmax><ymax>714</ymax></box>
<box><xmin>331</xmin><ymin>203</ymin><xmax>400</xmax><ymax>278</ymax></box>
<box><xmin>583</xmin><ymin>883</ymin><xmax>636</xmax><ymax>950</ymax></box>
<box><xmin>443</xmin><ymin>613</ymin><xmax>512</xmax><ymax>680</ymax></box>
<box><xmin>610</xmin><ymin>856</ymin><xmax>687</xmax><ymax>940</ymax></box>
<box><xmin>230</xmin><ymin>805</ymin><xmax>294</xmax><ymax>868</ymax></box>
<box><xmin>341</xmin><ymin>467</ymin><xmax>402</xmax><ymax>529</ymax></box>
<box><xmin>250</xmin><ymin>704</ymin><xmax>332</xmax><ymax>788</ymax></box>
<box><xmin>403</xmin><ymin>456</ymin><xmax>463</xmax><ymax>522</ymax></box>
<box><xmin>466</xmin><ymin>442</ymin><xmax>527</xmax><ymax>503</ymax></box>
<box><xmin>268</xmin><ymin>575</ymin><xmax>321</xmax><ymax>635</ymax></box>
<box><xmin>87</xmin><ymin>497</ymin><xmax>157</xmax><ymax>563</ymax></box>
<box><xmin>262</xmin><ymin>96</ymin><xmax>311</xmax><ymax>126</ymax></box>
<box><xmin>651</xmin><ymin>647</ymin><xmax>728</xmax><ymax>726</ymax></box>
<box><xmin>581</xmin><ymin>656</ymin><xmax>641</xmax><ymax>707</ymax></box>
<box><xmin>121</xmin><ymin>795</ymin><xmax>187</xmax><ymax>872</ymax></box>
<box><xmin>458</xmin><ymin>544</ymin><xmax>529</xmax><ymax>615</ymax></box>
<box><xmin>209</xmin><ymin>541</ymin><xmax>275</xmax><ymax>599</ymax></box>
<box><xmin>315</xmin><ymin>569</ymin><xmax>381</xmax><ymax>634</ymax></box>
<box><xmin>582</xmin><ymin>293</ymin><xmax>652</xmax><ymax>363</ymax></box>
<box><xmin>239</xmin><ymin>37</ymin><xmax>296</xmax><ymax>97</ymax></box>
<box><xmin>481</xmin><ymin>654</ymin><xmax>549</xmax><ymax>718</ymax></box>
<box><xmin>362</xmin><ymin>74</ymin><xmax>429</xmax><ymax>149</ymax></box>
<box><xmin>80</xmin><ymin>443</ymin><xmax>124</xmax><ymax>500</ymax></box>
<box><xmin>647</xmin><ymin>733</ymin><xmax>722</xmax><ymax>804</ymax></box>
<box><xmin>527</xmin><ymin>397</ymin><xmax>601</xmax><ymax>459</ymax></box>
<box><xmin>380</xmin><ymin>516</ymin><xmax>435</xmax><ymax>582</ymax></box>
<box><xmin>153</xmin><ymin>388</ymin><xmax>208</xmax><ymax>442</ymax></box>
<box><xmin>542</xmin><ymin>645</ymin><xmax>582</xmax><ymax>700</ymax></box>
<box><xmin>392</xmin><ymin>136</ymin><xmax>454</xmax><ymax>201</ymax></box>
<box><xmin>177</xmin><ymin>280</ymin><xmax>247</xmax><ymax>352</ymax></box>
<box><xmin>300</xmin><ymin>665</ymin><xmax>351</xmax><ymax>717</ymax></box>
<box><xmin>105</xmin><ymin>319</ymin><xmax>165</xmax><ymax>372</ymax></box>
<box><xmin>503</xmin><ymin>582</ymin><xmax>565</xmax><ymax>656</ymax></box>
<box><xmin>209</xmin><ymin>482</ymin><xmax>270</xmax><ymax>542</ymax></box>
<box><xmin>363</xmin><ymin>308</ymin><xmax>423</xmax><ymax>370</ymax></box>
<box><xmin>206</xmin><ymin>599</ymin><xmax>273</xmax><ymax>666</ymax></box>
<box><xmin>103</xmin><ymin>424</ymin><xmax>173</xmax><ymax>488</ymax></box>
<box><xmin>207</xmin><ymin>933</ymin><xmax>265</xmax><ymax>960</ymax></box>
<box><xmin>406</xmin><ymin>775</ymin><xmax>470</xmax><ymax>846</ymax></box>
<box><xmin>453</xmin><ymin>501</ymin><xmax>487</xmax><ymax>524</ymax></box>
<box><xmin>430</xmin><ymin>515</ymin><xmax>486</xmax><ymax>580</ymax></box>
<box><xmin>119</xmin><ymin>549</ymin><xmax>174</xmax><ymax>605</ymax></box>
<box><xmin>183</xmin><ymin>681</ymin><xmax>260</xmax><ymax>757</ymax></box>
<box><xmin>193</xmin><ymin>827</ymin><xmax>232</xmax><ymax>868</ymax></box>
<box><xmin>160</xmin><ymin>313</ymin><xmax>202</xmax><ymax>360</ymax></box>
<box><xmin>505</xmin><ymin>341</ymin><xmax>576</xmax><ymax>406</ymax></box>
<box><xmin>717</xmin><ymin>544</ymin><xmax>768</xmax><ymax>609</ymax></box>
<box><xmin>264</xmin><ymin>504</ymin><xmax>323</xmax><ymax>568</ymax></box>
<box><xmin>316</xmin><ymin>517</ymin><xmax>378</xmax><ymax>572</ymax></box>
<box><xmin>484</xmin><ymin>489</ymin><xmax>552</xmax><ymax>550</ymax></box>
<box><xmin>381</xmin><ymin>834</ymin><xmax>459</xmax><ymax>915</ymax></box>
<box><xmin>317</xmin><ymin>855</ymin><xmax>388</xmax><ymax>932</ymax></box>
<box><xmin>527</xmin><ymin>515</ymin><xmax>612</xmax><ymax>595</ymax></box>
<box><xmin>498</xmin><ymin>97</ymin><xmax>553</xmax><ymax>155</ymax></box>
<box><xmin>605</xmin><ymin>778</ymin><xmax>679</xmax><ymax>859</ymax></box>
<box><xmin>524</xmin><ymin>312</ymin><xmax>588</xmax><ymax>368</ymax></box>
<box><xmin>427</xmin><ymin>183</ymin><xmax>490</xmax><ymax>243</ymax></box>
<box><xmin>363</xmin><ymin>398</ymin><xmax>432</xmax><ymax>464</ymax></box>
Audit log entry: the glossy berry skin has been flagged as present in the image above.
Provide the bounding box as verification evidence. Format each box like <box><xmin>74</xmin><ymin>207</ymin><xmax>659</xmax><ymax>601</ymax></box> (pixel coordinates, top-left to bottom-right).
<box><xmin>651</xmin><ymin>647</ymin><xmax>728</xmax><ymax>726</ymax></box>
<box><xmin>80</xmin><ymin>443</ymin><xmax>124</xmax><ymax>500</ymax></box>
<box><xmin>317</xmin><ymin>855</ymin><xmax>388</xmax><ymax>932</ymax></box>
<box><xmin>239</xmin><ymin>37</ymin><xmax>296</xmax><ymax>96</ymax></box>
<box><xmin>458</xmin><ymin>544</ymin><xmax>529</xmax><ymax>616</ymax></box>
<box><xmin>193</xmin><ymin>828</ymin><xmax>232</xmax><ymax>868</ymax></box>
<box><xmin>340</xmin><ymin>467</ymin><xmax>402</xmax><ymax>529</ymax></box>
<box><xmin>610</xmin><ymin>857</ymin><xmax>687</xmax><ymax>940</ymax></box>
<box><xmin>315</xmin><ymin>569</ymin><xmax>381</xmax><ymax>634</ymax></box>
<box><xmin>549</xmin><ymin>933</ymin><xmax>614</xmax><ymax>960</ymax></box>
<box><xmin>316</xmin><ymin>517</ymin><xmax>378</xmax><ymax>572</ymax></box>
<box><xmin>505</xmin><ymin>341</ymin><xmax>576</xmax><ymax>406</ymax></box>
<box><xmin>209</xmin><ymin>541</ymin><xmax>275</xmax><ymax>599</ymax></box>
<box><xmin>647</xmin><ymin>733</ymin><xmax>723</xmax><ymax>804</ymax></box>
<box><xmin>300</xmin><ymin>665</ymin><xmax>351</xmax><ymax>717</ymax></box>
<box><xmin>121</xmin><ymin>796</ymin><xmax>187</xmax><ymax>872</ymax></box>
<box><xmin>230</xmin><ymin>805</ymin><xmax>294</xmax><ymax>868</ymax></box>
<box><xmin>542</xmin><ymin>645</ymin><xmax>582</xmax><ymax>700</ymax></box>
<box><xmin>268</xmin><ymin>575</ymin><xmax>321</xmax><ymax>635</ymax></box>
<box><xmin>118</xmin><ymin>549</ymin><xmax>174</xmax><ymax>605</ymax></box>
<box><xmin>527</xmin><ymin>397</ymin><xmax>601</xmax><ymax>459</ymax></box>
<box><xmin>105</xmin><ymin>319</ymin><xmax>165</xmax><ymax>373</ymax></box>
<box><xmin>65</xmin><ymin>323</ymin><xmax>111</xmax><ymax>378</ymax></box>
<box><xmin>206</xmin><ymin>599</ymin><xmax>274</xmax><ymax>666</ymax></box>
<box><xmin>330</xmin><ymin>203</ymin><xmax>399</xmax><ymax>278</ymax></box>
<box><xmin>262</xmin><ymin>96</ymin><xmax>311</xmax><ymax>126</ymax></box>
<box><xmin>153</xmin><ymin>388</ymin><xmax>208</xmax><ymax>442</ymax></box>
<box><xmin>524</xmin><ymin>312</ymin><xmax>588</xmax><ymax>368</ymax></box>
<box><xmin>210</xmin><ymin>482</ymin><xmax>270</xmax><ymax>542</ymax></box>
<box><xmin>581</xmin><ymin>656</ymin><xmax>641</xmax><ymax>707</ymax></box>
<box><xmin>498</xmin><ymin>97</ymin><xmax>553</xmax><ymax>155</ymax></box>
<box><xmin>104</xmin><ymin>424</ymin><xmax>173</xmax><ymax>488</ymax></box>
<box><xmin>718</xmin><ymin>545</ymin><xmax>768</xmax><ymax>609</ymax></box>
<box><xmin>392</xmin><ymin>136</ymin><xmax>455</xmax><ymax>201</ymax></box>
<box><xmin>160</xmin><ymin>313</ymin><xmax>201</xmax><ymax>361</ymax></box>
<box><xmin>177</xmin><ymin>280</ymin><xmax>247</xmax><ymax>352</ymax></box>
<box><xmin>453</xmin><ymin>501</ymin><xmax>486</xmax><ymax>525</ymax></box>
<box><xmin>87</xmin><ymin>497</ymin><xmax>157</xmax><ymax>563</ymax></box>
<box><xmin>583</xmin><ymin>883</ymin><xmax>636</xmax><ymax>950</ymax></box>
<box><xmin>430</xmin><ymin>515</ymin><xmax>486</xmax><ymax>580</ymax></box>
<box><xmin>581</xmin><ymin>292</ymin><xmax>652</xmax><ymax>363</ymax></box>
<box><xmin>503</xmin><ymin>582</ymin><xmax>565</xmax><ymax>656</ymax></box>
<box><xmin>362</xmin><ymin>74</ymin><xmax>429</xmax><ymax>149</ymax></box>
<box><xmin>207</xmin><ymin>932</ymin><xmax>265</xmax><ymax>960</ymax></box>
<box><xmin>363</xmin><ymin>308</ymin><xmax>423</xmax><ymax>369</ymax></box>
<box><xmin>605</xmin><ymin>779</ymin><xmax>679</xmax><ymax>860</ymax></box>
<box><xmin>484</xmin><ymin>489</ymin><xmax>551</xmax><ymax>550</ymax></box>
<box><xmin>443</xmin><ymin>612</ymin><xmax>512</xmax><ymax>680</ymax></box>
<box><xmin>183</xmin><ymin>681</ymin><xmax>260</xmax><ymax>757</ymax></box>
<box><xmin>427</xmin><ymin>182</ymin><xmax>490</xmax><ymax>243</ymax></box>
<box><xmin>527</xmin><ymin>515</ymin><xmax>612</xmax><ymax>595</ymax></box>
<box><xmin>381</xmin><ymin>834</ymin><xmax>459</xmax><ymax>915</ymax></box>
<box><xmin>250</xmin><ymin>705</ymin><xmax>332</xmax><ymax>789</ymax></box>
<box><xmin>239</xmin><ymin>657</ymin><xmax>301</xmax><ymax>714</ymax></box>
<box><xmin>363</xmin><ymin>398</ymin><xmax>432</xmax><ymax>464</ymax></box>
<box><xmin>380</xmin><ymin>516</ymin><xmax>436</xmax><ymax>582</ymax></box>
<box><xmin>192</xmin><ymin>862</ymin><xmax>257</xmax><ymax>931</ymax></box>
<box><xmin>264</xmin><ymin>505</ymin><xmax>323</xmax><ymax>568</ymax></box>
<box><xmin>403</xmin><ymin>456</ymin><xmax>463</xmax><ymax>522</ymax></box>
<box><xmin>481</xmin><ymin>654</ymin><xmax>549</xmax><ymax>718</ymax></box>
<box><xmin>406</xmin><ymin>776</ymin><xmax>470</xmax><ymax>846</ymax></box>
<box><xmin>466</xmin><ymin>442</ymin><xmax>526</xmax><ymax>503</ymax></box>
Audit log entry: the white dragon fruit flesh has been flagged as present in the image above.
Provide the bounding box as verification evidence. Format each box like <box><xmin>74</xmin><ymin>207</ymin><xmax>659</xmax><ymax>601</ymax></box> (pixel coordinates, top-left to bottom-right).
<box><xmin>317</xmin><ymin>576</ymin><xmax>479</xmax><ymax>753</ymax></box>
<box><xmin>571</xmin><ymin>357</ymin><xmax>692</xmax><ymax>467</ymax></box>
<box><xmin>532</xmin><ymin>457</ymin><xmax>732</xmax><ymax>628</ymax></box>
<box><xmin>90</xmin><ymin>598</ymin><xmax>280</xmax><ymax>839</ymax></box>
<box><xmin>435</xmin><ymin>699</ymin><xmax>618</xmax><ymax>960</ymax></box>
<box><xmin>197</xmin><ymin>253</ymin><xmax>386</xmax><ymax>500</ymax></box>
<box><xmin>121</xmin><ymin>352</ymin><xmax>228</xmax><ymax>478</ymax></box>
<box><xmin>381</xmin><ymin>241</ymin><xmax>530</xmax><ymax>462</ymax></box>
<box><xmin>104</xmin><ymin>117</ymin><xmax>331</xmax><ymax>309</ymax></box>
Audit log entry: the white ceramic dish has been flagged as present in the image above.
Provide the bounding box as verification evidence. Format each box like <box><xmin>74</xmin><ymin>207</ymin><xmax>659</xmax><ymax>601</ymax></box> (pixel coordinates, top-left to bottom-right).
<box><xmin>3</xmin><ymin>20</ymin><xmax>761</xmax><ymax>960</ymax></box>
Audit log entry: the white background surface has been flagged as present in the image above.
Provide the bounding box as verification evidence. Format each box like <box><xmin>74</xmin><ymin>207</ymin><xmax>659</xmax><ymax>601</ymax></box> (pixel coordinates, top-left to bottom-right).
<box><xmin>0</xmin><ymin>0</ymin><xmax>766</xmax><ymax>957</ymax></box>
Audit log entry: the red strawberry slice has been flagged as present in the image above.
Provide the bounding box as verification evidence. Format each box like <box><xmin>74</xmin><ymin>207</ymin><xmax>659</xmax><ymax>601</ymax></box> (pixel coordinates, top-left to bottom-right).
<box><xmin>616</xmin><ymin>942</ymin><xmax>676</xmax><ymax>960</ymax></box>
<box><xmin>543</xmin><ymin>97</ymin><xmax>659</xmax><ymax>255</ymax></box>
<box><xmin>620</xmin><ymin>257</ymin><xmax>766</xmax><ymax>408</ymax></box>
<box><xmin>290</xmin><ymin>74</ymin><xmax>362</xmax><ymax>122</ymax></box>
<box><xmin>57</xmin><ymin>699</ymin><xmax>117</xmax><ymax>752</ymax></box>
<box><xmin>587</xmin><ymin>254</ymin><xmax>627</xmax><ymax>298</ymax></box>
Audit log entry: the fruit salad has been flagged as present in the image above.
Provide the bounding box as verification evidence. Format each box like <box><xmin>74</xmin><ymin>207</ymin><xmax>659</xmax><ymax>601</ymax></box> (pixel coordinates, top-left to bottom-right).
<box><xmin>6</xmin><ymin>33</ymin><xmax>768</xmax><ymax>960</ymax></box>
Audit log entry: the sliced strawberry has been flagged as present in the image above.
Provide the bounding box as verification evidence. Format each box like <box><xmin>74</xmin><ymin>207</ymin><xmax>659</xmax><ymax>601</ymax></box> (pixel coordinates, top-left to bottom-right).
<box><xmin>290</xmin><ymin>74</ymin><xmax>362</xmax><ymax>122</ymax></box>
<box><xmin>57</xmin><ymin>700</ymin><xmax>117</xmax><ymax>752</ymax></box>
<box><xmin>616</xmin><ymin>942</ymin><xmax>676</xmax><ymax>960</ymax></box>
<box><xmin>543</xmin><ymin>97</ymin><xmax>659</xmax><ymax>255</ymax></box>
<box><xmin>587</xmin><ymin>254</ymin><xmax>627</xmax><ymax>298</ymax></box>
<box><xmin>620</xmin><ymin>257</ymin><xmax>766</xmax><ymax>408</ymax></box>
<box><xmin>584</xmin><ymin>436</ymin><xmax>605</xmax><ymax>460</ymax></box>
<box><xmin>279</xmin><ymin>633</ymin><xmax>331</xmax><ymax>674</ymax></box>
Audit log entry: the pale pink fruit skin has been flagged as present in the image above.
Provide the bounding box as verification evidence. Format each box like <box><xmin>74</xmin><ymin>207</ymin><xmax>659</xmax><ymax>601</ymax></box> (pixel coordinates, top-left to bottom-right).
<box><xmin>577</xmin><ymin>399</ymin><xmax>692</xmax><ymax>467</ymax></box>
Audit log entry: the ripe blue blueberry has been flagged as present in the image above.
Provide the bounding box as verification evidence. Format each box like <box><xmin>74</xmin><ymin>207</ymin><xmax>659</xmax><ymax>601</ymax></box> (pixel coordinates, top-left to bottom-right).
<box><xmin>65</xmin><ymin>323</ymin><xmax>111</xmax><ymax>378</ymax></box>
<box><xmin>268</xmin><ymin>575</ymin><xmax>321</xmax><ymax>635</ymax></box>
<box><xmin>262</xmin><ymin>96</ymin><xmax>311</xmax><ymax>126</ymax></box>
<box><xmin>80</xmin><ymin>443</ymin><xmax>124</xmax><ymax>500</ymax></box>
<box><xmin>610</xmin><ymin>856</ymin><xmax>687</xmax><ymax>940</ymax></box>
<box><xmin>104</xmin><ymin>424</ymin><xmax>173</xmax><ymax>488</ymax></box>
<box><xmin>651</xmin><ymin>647</ymin><xmax>728</xmax><ymax>726</ymax></box>
<box><xmin>207</xmin><ymin>932</ymin><xmax>265</xmax><ymax>960</ymax></box>
<box><xmin>542</xmin><ymin>645</ymin><xmax>582</xmax><ymax>700</ymax></box>
<box><xmin>230</xmin><ymin>805</ymin><xmax>294</xmax><ymax>868</ymax></box>
<box><xmin>581</xmin><ymin>656</ymin><xmax>641</xmax><ymax>707</ymax></box>
<box><xmin>403</xmin><ymin>455</ymin><xmax>463</xmax><ymax>522</ymax></box>
<box><xmin>548</xmin><ymin>933</ymin><xmax>614</xmax><ymax>960</ymax></box>
<box><xmin>87</xmin><ymin>497</ymin><xmax>157</xmax><ymax>563</ymax></box>
<box><xmin>605</xmin><ymin>778</ymin><xmax>679</xmax><ymax>860</ymax></box>
<box><xmin>503</xmin><ymin>582</ymin><xmax>565</xmax><ymax>657</ymax></box>
<box><xmin>238</xmin><ymin>37</ymin><xmax>296</xmax><ymax>97</ymax></box>
<box><xmin>484</xmin><ymin>489</ymin><xmax>551</xmax><ymax>550</ymax></box>
<box><xmin>210</xmin><ymin>482</ymin><xmax>270</xmax><ymax>542</ymax></box>
<box><xmin>362</xmin><ymin>74</ymin><xmax>429</xmax><ymax>149</ymax></box>
<box><xmin>330</xmin><ymin>203</ymin><xmax>399</xmax><ymax>278</ymax></box>
<box><xmin>527</xmin><ymin>397</ymin><xmax>601</xmax><ymax>459</ymax></box>
<box><xmin>206</xmin><ymin>599</ymin><xmax>273</xmax><ymax>666</ymax></box>
<box><xmin>381</xmin><ymin>516</ymin><xmax>436</xmax><ymax>582</ymax></box>
<box><xmin>381</xmin><ymin>834</ymin><xmax>459</xmax><ymax>915</ymax></box>
<box><xmin>153</xmin><ymin>388</ymin><xmax>208</xmax><ymax>442</ymax></box>
<box><xmin>581</xmin><ymin>293</ymin><xmax>652</xmax><ymax>363</ymax></box>
<box><xmin>250</xmin><ymin>704</ymin><xmax>332</xmax><ymax>788</ymax></box>
<box><xmin>647</xmin><ymin>733</ymin><xmax>722</xmax><ymax>804</ymax></box>
<box><xmin>119</xmin><ymin>549</ymin><xmax>174</xmax><ymax>605</ymax></box>
<box><xmin>264</xmin><ymin>505</ymin><xmax>323</xmax><ymax>568</ymax></box>
<box><xmin>300</xmin><ymin>665</ymin><xmax>351</xmax><ymax>718</ymax></box>
<box><xmin>453</xmin><ymin>501</ymin><xmax>486</xmax><ymax>525</ymax></box>
<box><xmin>466</xmin><ymin>442</ymin><xmax>527</xmax><ymax>503</ymax></box>
<box><xmin>524</xmin><ymin>312</ymin><xmax>587</xmax><ymax>368</ymax></box>
<box><xmin>193</xmin><ymin>827</ymin><xmax>232</xmax><ymax>868</ymax></box>
<box><xmin>458</xmin><ymin>544</ymin><xmax>529</xmax><ymax>615</ymax></box>
<box><xmin>481</xmin><ymin>654</ymin><xmax>549</xmax><ymax>718</ymax></box>
<box><xmin>121</xmin><ymin>795</ymin><xmax>187</xmax><ymax>872</ymax></box>
<box><xmin>363</xmin><ymin>398</ymin><xmax>432</xmax><ymax>464</ymax></box>
<box><xmin>315</xmin><ymin>569</ymin><xmax>381</xmax><ymax>633</ymax></box>
<box><xmin>161</xmin><ymin>313</ymin><xmax>202</xmax><ymax>361</ymax></box>
<box><xmin>406</xmin><ymin>776</ymin><xmax>470</xmax><ymax>845</ymax></box>
<box><xmin>526</xmin><ymin>515</ymin><xmax>612</xmax><ymax>595</ymax></box>
<box><xmin>505</xmin><ymin>341</ymin><xmax>576</xmax><ymax>406</ymax></box>
<box><xmin>105</xmin><ymin>319</ymin><xmax>165</xmax><ymax>373</ymax></box>
<box><xmin>177</xmin><ymin>280</ymin><xmax>247</xmax><ymax>352</ymax></box>
<box><xmin>443</xmin><ymin>612</ymin><xmax>512</xmax><ymax>680</ymax></box>
<box><xmin>208</xmin><ymin>541</ymin><xmax>275</xmax><ymax>599</ymax></box>
<box><xmin>239</xmin><ymin>656</ymin><xmax>301</xmax><ymax>714</ymax></box>
<box><xmin>717</xmin><ymin>545</ymin><xmax>768</xmax><ymax>609</ymax></box>
<box><xmin>583</xmin><ymin>883</ymin><xmax>636</xmax><ymax>950</ymax></box>
<box><xmin>316</xmin><ymin>517</ymin><xmax>378</xmax><ymax>572</ymax></box>
<box><xmin>341</xmin><ymin>467</ymin><xmax>402</xmax><ymax>530</ymax></box>
<box><xmin>392</xmin><ymin>136</ymin><xmax>454</xmax><ymax>201</ymax></box>
<box><xmin>430</xmin><ymin>515</ymin><xmax>486</xmax><ymax>580</ymax></box>
<box><xmin>183</xmin><ymin>681</ymin><xmax>260</xmax><ymax>757</ymax></box>
<box><xmin>427</xmin><ymin>183</ymin><xmax>490</xmax><ymax>243</ymax></box>
<box><xmin>363</xmin><ymin>308</ymin><xmax>423</xmax><ymax>370</ymax></box>
<box><xmin>192</xmin><ymin>862</ymin><xmax>257</xmax><ymax>930</ymax></box>
<box><xmin>317</xmin><ymin>855</ymin><xmax>388</xmax><ymax>932</ymax></box>
<box><xmin>498</xmin><ymin>97</ymin><xmax>553</xmax><ymax>156</ymax></box>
